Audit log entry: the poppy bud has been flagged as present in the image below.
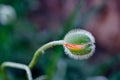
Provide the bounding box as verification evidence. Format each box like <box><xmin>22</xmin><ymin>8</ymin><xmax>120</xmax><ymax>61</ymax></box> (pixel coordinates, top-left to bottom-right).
<box><xmin>64</xmin><ymin>29</ymin><xmax>95</xmax><ymax>60</ymax></box>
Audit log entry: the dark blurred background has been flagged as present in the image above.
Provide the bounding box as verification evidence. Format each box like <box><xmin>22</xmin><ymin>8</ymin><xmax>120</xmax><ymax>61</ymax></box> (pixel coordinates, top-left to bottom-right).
<box><xmin>0</xmin><ymin>0</ymin><xmax>120</xmax><ymax>80</ymax></box>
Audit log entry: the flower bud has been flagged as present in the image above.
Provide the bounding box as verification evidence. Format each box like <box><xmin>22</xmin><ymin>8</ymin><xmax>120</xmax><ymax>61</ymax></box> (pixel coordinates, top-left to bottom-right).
<box><xmin>64</xmin><ymin>29</ymin><xmax>95</xmax><ymax>60</ymax></box>
<box><xmin>0</xmin><ymin>4</ymin><xmax>16</xmax><ymax>25</ymax></box>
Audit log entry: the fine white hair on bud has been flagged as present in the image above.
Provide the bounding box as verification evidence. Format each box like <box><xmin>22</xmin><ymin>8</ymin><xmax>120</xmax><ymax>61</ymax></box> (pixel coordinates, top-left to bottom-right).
<box><xmin>63</xmin><ymin>29</ymin><xmax>95</xmax><ymax>60</ymax></box>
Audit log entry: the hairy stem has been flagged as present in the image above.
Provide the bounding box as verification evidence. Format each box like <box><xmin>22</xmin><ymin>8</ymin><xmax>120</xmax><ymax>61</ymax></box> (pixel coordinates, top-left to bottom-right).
<box><xmin>1</xmin><ymin>62</ymin><xmax>33</xmax><ymax>80</ymax></box>
<box><xmin>28</xmin><ymin>40</ymin><xmax>64</xmax><ymax>70</ymax></box>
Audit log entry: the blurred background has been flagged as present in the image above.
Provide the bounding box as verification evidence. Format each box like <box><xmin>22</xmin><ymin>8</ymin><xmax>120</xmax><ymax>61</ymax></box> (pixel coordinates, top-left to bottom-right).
<box><xmin>0</xmin><ymin>0</ymin><xmax>120</xmax><ymax>80</ymax></box>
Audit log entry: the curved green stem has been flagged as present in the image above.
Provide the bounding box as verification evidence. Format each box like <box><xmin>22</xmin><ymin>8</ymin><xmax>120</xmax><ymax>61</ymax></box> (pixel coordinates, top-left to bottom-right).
<box><xmin>1</xmin><ymin>62</ymin><xmax>33</xmax><ymax>80</ymax></box>
<box><xmin>0</xmin><ymin>40</ymin><xmax>64</xmax><ymax>80</ymax></box>
<box><xmin>28</xmin><ymin>40</ymin><xmax>64</xmax><ymax>70</ymax></box>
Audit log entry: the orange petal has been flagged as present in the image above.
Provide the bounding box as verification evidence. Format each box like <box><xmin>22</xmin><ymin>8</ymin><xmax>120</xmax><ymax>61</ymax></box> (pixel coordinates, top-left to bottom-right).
<box><xmin>64</xmin><ymin>43</ymin><xmax>85</xmax><ymax>51</ymax></box>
